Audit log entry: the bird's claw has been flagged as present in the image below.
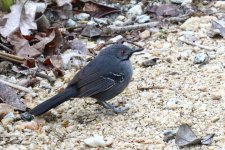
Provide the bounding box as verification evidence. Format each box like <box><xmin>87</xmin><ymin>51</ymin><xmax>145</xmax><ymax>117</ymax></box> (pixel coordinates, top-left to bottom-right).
<box><xmin>97</xmin><ymin>101</ymin><xmax>129</xmax><ymax>114</ymax></box>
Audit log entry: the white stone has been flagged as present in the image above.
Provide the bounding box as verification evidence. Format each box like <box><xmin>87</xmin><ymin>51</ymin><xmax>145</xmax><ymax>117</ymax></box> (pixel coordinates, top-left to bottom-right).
<box><xmin>76</xmin><ymin>13</ymin><xmax>90</xmax><ymax>21</ymax></box>
<box><xmin>109</xmin><ymin>35</ymin><xmax>123</xmax><ymax>43</ymax></box>
<box><xmin>127</xmin><ymin>4</ymin><xmax>143</xmax><ymax>18</ymax></box>
<box><xmin>65</xmin><ymin>19</ymin><xmax>77</xmax><ymax>27</ymax></box>
<box><xmin>136</xmin><ymin>15</ymin><xmax>150</xmax><ymax>23</ymax></box>
<box><xmin>84</xmin><ymin>134</ymin><xmax>106</xmax><ymax>147</ymax></box>
<box><xmin>193</xmin><ymin>53</ymin><xmax>208</xmax><ymax>64</ymax></box>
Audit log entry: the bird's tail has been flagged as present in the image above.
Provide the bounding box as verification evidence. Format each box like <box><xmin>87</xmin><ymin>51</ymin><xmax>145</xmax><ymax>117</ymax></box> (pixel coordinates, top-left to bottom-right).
<box><xmin>30</xmin><ymin>87</ymin><xmax>78</xmax><ymax>116</ymax></box>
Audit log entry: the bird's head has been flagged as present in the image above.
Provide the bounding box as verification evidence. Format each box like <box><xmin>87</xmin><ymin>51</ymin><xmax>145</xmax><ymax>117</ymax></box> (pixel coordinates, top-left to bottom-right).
<box><xmin>99</xmin><ymin>44</ymin><xmax>143</xmax><ymax>61</ymax></box>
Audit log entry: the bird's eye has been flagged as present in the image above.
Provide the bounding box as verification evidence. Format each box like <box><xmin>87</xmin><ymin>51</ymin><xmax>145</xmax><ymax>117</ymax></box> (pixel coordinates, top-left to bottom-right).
<box><xmin>120</xmin><ymin>50</ymin><xmax>126</xmax><ymax>56</ymax></box>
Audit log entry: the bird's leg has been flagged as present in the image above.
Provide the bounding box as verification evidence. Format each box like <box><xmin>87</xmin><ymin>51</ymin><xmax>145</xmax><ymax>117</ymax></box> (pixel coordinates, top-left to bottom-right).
<box><xmin>97</xmin><ymin>101</ymin><xmax>128</xmax><ymax>113</ymax></box>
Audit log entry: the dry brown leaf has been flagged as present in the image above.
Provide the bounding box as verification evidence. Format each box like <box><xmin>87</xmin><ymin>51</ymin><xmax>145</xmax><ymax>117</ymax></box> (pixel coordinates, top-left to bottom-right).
<box><xmin>8</xmin><ymin>31</ymin><xmax>41</xmax><ymax>58</ymax></box>
<box><xmin>34</xmin><ymin>29</ymin><xmax>56</xmax><ymax>52</ymax></box>
<box><xmin>83</xmin><ymin>1</ymin><xmax>120</xmax><ymax>18</ymax></box>
<box><xmin>0</xmin><ymin>81</ymin><xmax>26</xmax><ymax>111</ymax></box>
<box><xmin>44</xmin><ymin>28</ymin><xmax>63</xmax><ymax>56</ymax></box>
<box><xmin>0</xmin><ymin>2</ymin><xmax>46</xmax><ymax>37</ymax></box>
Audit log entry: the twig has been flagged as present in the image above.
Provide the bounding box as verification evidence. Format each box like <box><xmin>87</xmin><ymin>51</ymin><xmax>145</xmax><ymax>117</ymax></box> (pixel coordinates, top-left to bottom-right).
<box><xmin>0</xmin><ymin>43</ymin><xmax>13</xmax><ymax>52</ymax></box>
<box><xmin>179</xmin><ymin>39</ymin><xmax>215</xmax><ymax>51</ymax></box>
<box><xmin>164</xmin><ymin>15</ymin><xmax>189</xmax><ymax>23</ymax></box>
<box><xmin>0</xmin><ymin>79</ymin><xmax>37</xmax><ymax>96</ymax></box>
<box><xmin>35</xmin><ymin>72</ymin><xmax>56</xmax><ymax>83</ymax></box>
<box><xmin>0</xmin><ymin>51</ymin><xmax>25</xmax><ymax>63</ymax></box>
<box><xmin>105</xmin><ymin>22</ymin><xmax>159</xmax><ymax>33</ymax></box>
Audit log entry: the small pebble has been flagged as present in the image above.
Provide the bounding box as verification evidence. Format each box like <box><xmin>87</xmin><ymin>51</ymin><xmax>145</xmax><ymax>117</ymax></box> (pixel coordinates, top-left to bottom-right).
<box><xmin>127</xmin><ymin>4</ymin><xmax>143</xmax><ymax>18</ymax></box>
<box><xmin>117</xmin><ymin>15</ymin><xmax>126</xmax><ymax>21</ymax></box>
<box><xmin>65</xmin><ymin>19</ymin><xmax>77</xmax><ymax>27</ymax></box>
<box><xmin>136</xmin><ymin>15</ymin><xmax>150</xmax><ymax>23</ymax></box>
<box><xmin>193</xmin><ymin>53</ymin><xmax>209</xmax><ymax>64</ymax></box>
<box><xmin>75</xmin><ymin>13</ymin><xmax>90</xmax><ymax>21</ymax></box>
<box><xmin>139</xmin><ymin>30</ymin><xmax>150</xmax><ymax>39</ymax></box>
<box><xmin>84</xmin><ymin>134</ymin><xmax>106</xmax><ymax>147</ymax></box>
<box><xmin>109</xmin><ymin>35</ymin><xmax>123</xmax><ymax>43</ymax></box>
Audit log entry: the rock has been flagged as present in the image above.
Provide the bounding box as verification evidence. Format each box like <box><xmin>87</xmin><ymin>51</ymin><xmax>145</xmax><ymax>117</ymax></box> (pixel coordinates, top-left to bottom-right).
<box><xmin>180</xmin><ymin>17</ymin><xmax>201</xmax><ymax>31</ymax></box>
<box><xmin>84</xmin><ymin>134</ymin><xmax>106</xmax><ymax>147</ymax></box>
<box><xmin>127</xmin><ymin>4</ymin><xmax>143</xmax><ymax>18</ymax></box>
<box><xmin>193</xmin><ymin>53</ymin><xmax>209</xmax><ymax>64</ymax></box>
<box><xmin>139</xmin><ymin>30</ymin><xmax>150</xmax><ymax>39</ymax></box>
<box><xmin>136</xmin><ymin>15</ymin><xmax>150</xmax><ymax>23</ymax></box>
<box><xmin>109</xmin><ymin>35</ymin><xmax>123</xmax><ymax>43</ymax></box>
<box><xmin>117</xmin><ymin>15</ymin><xmax>126</xmax><ymax>21</ymax></box>
<box><xmin>75</xmin><ymin>13</ymin><xmax>90</xmax><ymax>21</ymax></box>
<box><xmin>211</xmin><ymin>92</ymin><xmax>222</xmax><ymax>100</ymax></box>
<box><xmin>215</xmin><ymin>1</ymin><xmax>225</xmax><ymax>9</ymax></box>
<box><xmin>171</xmin><ymin>0</ymin><xmax>192</xmax><ymax>5</ymax></box>
<box><xmin>93</xmin><ymin>18</ymin><xmax>108</xmax><ymax>25</ymax></box>
<box><xmin>65</xmin><ymin>19</ymin><xmax>77</xmax><ymax>27</ymax></box>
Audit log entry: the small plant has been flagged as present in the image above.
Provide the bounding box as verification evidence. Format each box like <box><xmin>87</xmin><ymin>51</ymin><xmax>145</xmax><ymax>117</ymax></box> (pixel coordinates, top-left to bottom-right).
<box><xmin>159</xmin><ymin>28</ymin><xmax>168</xmax><ymax>39</ymax></box>
<box><xmin>0</xmin><ymin>0</ymin><xmax>14</xmax><ymax>12</ymax></box>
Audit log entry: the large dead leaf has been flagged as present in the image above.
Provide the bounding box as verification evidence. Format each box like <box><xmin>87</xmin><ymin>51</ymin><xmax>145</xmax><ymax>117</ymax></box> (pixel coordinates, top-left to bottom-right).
<box><xmin>175</xmin><ymin>124</ymin><xmax>214</xmax><ymax>147</ymax></box>
<box><xmin>8</xmin><ymin>31</ymin><xmax>41</xmax><ymax>58</ymax></box>
<box><xmin>209</xmin><ymin>20</ymin><xmax>225</xmax><ymax>38</ymax></box>
<box><xmin>8</xmin><ymin>28</ymin><xmax>59</xmax><ymax>58</ymax></box>
<box><xmin>147</xmin><ymin>4</ymin><xmax>181</xmax><ymax>17</ymax></box>
<box><xmin>0</xmin><ymin>81</ymin><xmax>26</xmax><ymax>111</ymax></box>
<box><xmin>0</xmin><ymin>2</ymin><xmax>46</xmax><ymax>37</ymax></box>
<box><xmin>44</xmin><ymin>28</ymin><xmax>63</xmax><ymax>56</ymax></box>
<box><xmin>81</xmin><ymin>25</ymin><xmax>102</xmax><ymax>37</ymax></box>
<box><xmin>33</xmin><ymin>29</ymin><xmax>56</xmax><ymax>52</ymax></box>
<box><xmin>73</xmin><ymin>0</ymin><xmax>120</xmax><ymax>18</ymax></box>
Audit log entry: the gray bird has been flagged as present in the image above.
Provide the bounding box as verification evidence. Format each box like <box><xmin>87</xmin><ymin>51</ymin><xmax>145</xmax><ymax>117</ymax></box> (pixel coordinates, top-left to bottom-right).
<box><xmin>29</xmin><ymin>44</ymin><xmax>142</xmax><ymax>116</ymax></box>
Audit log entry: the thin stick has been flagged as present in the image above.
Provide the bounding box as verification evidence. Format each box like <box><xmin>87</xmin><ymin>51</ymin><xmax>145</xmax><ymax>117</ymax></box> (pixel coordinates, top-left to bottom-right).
<box><xmin>105</xmin><ymin>22</ymin><xmax>159</xmax><ymax>33</ymax></box>
<box><xmin>0</xmin><ymin>43</ymin><xmax>13</xmax><ymax>52</ymax></box>
<box><xmin>35</xmin><ymin>72</ymin><xmax>56</xmax><ymax>83</ymax></box>
<box><xmin>179</xmin><ymin>39</ymin><xmax>215</xmax><ymax>51</ymax></box>
<box><xmin>0</xmin><ymin>79</ymin><xmax>37</xmax><ymax>96</ymax></box>
<box><xmin>0</xmin><ymin>51</ymin><xmax>25</xmax><ymax>63</ymax></box>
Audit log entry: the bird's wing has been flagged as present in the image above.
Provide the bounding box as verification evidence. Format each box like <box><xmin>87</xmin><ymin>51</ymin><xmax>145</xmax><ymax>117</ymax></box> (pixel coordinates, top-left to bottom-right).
<box><xmin>78</xmin><ymin>72</ymin><xmax>125</xmax><ymax>97</ymax></box>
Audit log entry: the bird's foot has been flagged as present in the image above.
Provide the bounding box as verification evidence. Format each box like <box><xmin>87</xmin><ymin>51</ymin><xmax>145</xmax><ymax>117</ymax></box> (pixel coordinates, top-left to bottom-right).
<box><xmin>97</xmin><ymin>101</ymin><xmax>128</xmax><ymax>114</ymax></box>
<box><xmin>20</xmin><ymin>112</ymin><xmax>34</xmax><ymax>121</ymax></box>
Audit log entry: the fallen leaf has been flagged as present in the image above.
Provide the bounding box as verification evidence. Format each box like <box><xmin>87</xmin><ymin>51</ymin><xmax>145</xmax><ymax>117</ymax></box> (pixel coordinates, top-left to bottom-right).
<box><xmin>0</xmin><ymin>2</ymin><xmax>46</xmax><ymax>37</ymax></box>
<box><xmin>8</xmin><ymin>31</ymin><xmax>41</xmax><ymax>58</ymax></box>
<box><xmin>0</xmin><ymin>81</ymin><xmax>26</xmax><ymax>111</ymax></box>
<box><xmin>83</xmin><ymin>1</ymin><xmax>120</xmax><ymax>18</ymax></box>
<box><xmin>147</xmin><ymin>4</ymin><xmax>181</xmax><ymax>17</ymax></box>
<box><xmin>81</xmin><ymin>25</ymin><xmax>102</xmax><ymax>37</ymax></box>
<box><xmin>175</xmin><ymin>124</ymin><xmax>214</xmax><ymax>147</ymax></box>
<box><xmin>33</xmin><ymin>29</ymin><xmax>56</xmax><ymax>53</ymax></box>
<box><xmin>201</xmin><ymin>134</ymin><xmax>214</xmax><ymax>145</ymax></box>
<box><xmin>44</xmin><ymin>28</ymin><xmax>63</xmax><ymax>56</ymax></box>
<box><xmin>68</xmin><ymin>38</ymin><xmax>88</xmax><ymax>54</ymax></box>
<box><xmin>209</xmin><ymin>20</ymin><xmax>225</xmax><ymax>38</ymax></box>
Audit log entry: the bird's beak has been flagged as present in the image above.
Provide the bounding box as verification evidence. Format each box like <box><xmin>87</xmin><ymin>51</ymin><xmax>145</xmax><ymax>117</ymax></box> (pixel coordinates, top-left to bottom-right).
<box><xmin>132</xmin><ymin>48</ymin><xmax>144</xmax><ymax>53</ymax></box>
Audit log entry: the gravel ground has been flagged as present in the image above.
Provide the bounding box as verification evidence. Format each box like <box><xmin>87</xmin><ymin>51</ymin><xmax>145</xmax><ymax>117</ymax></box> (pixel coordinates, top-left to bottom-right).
<box><xmin>1</xmin><ymin>12</ymin><xmax>225</xmax><ymax>150</ymax></box>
